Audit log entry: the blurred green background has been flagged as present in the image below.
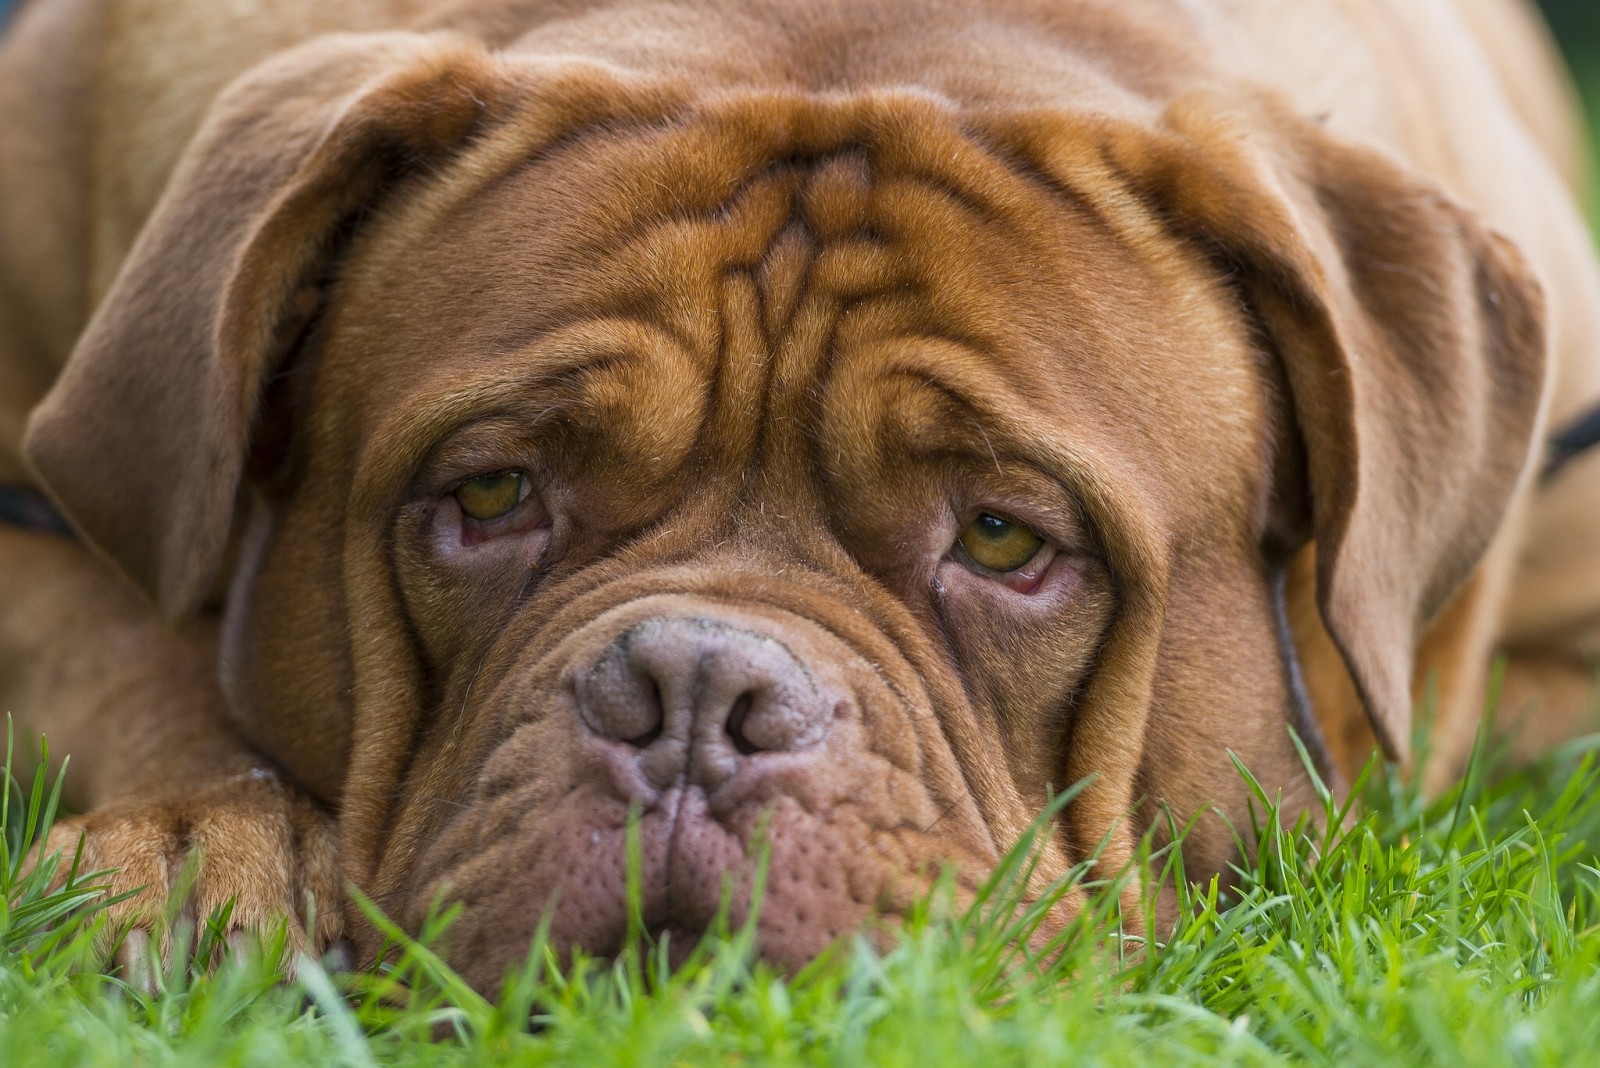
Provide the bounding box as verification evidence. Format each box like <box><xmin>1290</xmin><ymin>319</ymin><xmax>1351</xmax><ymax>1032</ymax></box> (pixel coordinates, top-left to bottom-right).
<box><xmin>1541</xmin><ymin>3</ymin><xmax>1600</xmax><ymax>115</ymax></box>
<box><xmin>1539</xmin><ymin>0</ymin><xmax>1600</xmax><ymax>217</ymax></box>
<box><xmin>1542</xmin><ymin>0</ymin><xmax>1600</xmax><ymax>69</ymax></box>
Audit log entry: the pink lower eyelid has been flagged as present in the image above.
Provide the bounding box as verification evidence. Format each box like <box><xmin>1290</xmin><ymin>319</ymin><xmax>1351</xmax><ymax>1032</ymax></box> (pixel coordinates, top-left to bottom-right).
<box><xmin>1004</xmin><ymin>568</ymin><xmax>1046</xmax><ymax>594</ymax></box>
<box><xmin>1003</xmin><ymin>547</ymin><xmax>1058</xmax><ymax>588</ymax></box>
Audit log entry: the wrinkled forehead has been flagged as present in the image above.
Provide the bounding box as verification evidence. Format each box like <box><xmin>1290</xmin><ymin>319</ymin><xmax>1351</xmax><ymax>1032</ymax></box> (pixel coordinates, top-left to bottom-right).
<box><xmin>322</xmin><ymin>91</ymin><xmax>1270</xmax><ymax>533</ymax></box>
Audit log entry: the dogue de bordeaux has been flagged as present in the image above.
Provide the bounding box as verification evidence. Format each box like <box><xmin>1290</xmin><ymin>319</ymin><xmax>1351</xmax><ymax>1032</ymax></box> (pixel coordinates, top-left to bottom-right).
<box><xmin>1</xmin><ymin>0</ymin><xmax>1598</xmax><ymax>993</ymax></box>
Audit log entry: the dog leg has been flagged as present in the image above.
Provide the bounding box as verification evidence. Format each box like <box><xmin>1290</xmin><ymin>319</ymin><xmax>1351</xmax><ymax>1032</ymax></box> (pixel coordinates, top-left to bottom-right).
<box><xmin>0</xmin><ymin>525</ymin><xmax>341</xmax><ymax>980</ymax></box>
<box><xmin>1499</xmin><ymin>426</ymin><xmax>1600</xmax><ymax>766</ymax></box>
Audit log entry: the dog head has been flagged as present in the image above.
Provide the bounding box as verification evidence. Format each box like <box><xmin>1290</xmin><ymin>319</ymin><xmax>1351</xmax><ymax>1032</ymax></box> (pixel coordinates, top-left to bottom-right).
<box><xmin>24</xmin><ymin>32</ymin><xmax>1545</xmax><ymax>990</ymax></box>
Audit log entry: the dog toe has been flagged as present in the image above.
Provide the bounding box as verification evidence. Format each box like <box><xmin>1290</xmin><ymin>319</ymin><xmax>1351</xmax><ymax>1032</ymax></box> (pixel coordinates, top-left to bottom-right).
<box><xmin>28</xmin><ymin>771</ymin><xmax>341</xmax><ymax>982</ymax></box>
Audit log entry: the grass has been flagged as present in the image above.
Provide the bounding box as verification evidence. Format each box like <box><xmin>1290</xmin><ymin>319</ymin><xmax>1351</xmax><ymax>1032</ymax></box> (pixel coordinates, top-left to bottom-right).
<box><xmin>6</xmin><ymin>715</ymin><xmax>1600</xmax><ymax>1066</ymax></box>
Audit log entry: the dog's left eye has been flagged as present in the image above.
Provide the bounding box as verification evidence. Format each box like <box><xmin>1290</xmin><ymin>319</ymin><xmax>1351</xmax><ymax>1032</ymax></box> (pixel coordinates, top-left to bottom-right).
<box><xmin>957</xmin><ymin>514</ymin><xmax>1045</xmax><ymax>573</ymax></box>
<box><xmin>453</xmin><ymin>472</ymin><xmax>531</xmax><ymax>521</ymax></box>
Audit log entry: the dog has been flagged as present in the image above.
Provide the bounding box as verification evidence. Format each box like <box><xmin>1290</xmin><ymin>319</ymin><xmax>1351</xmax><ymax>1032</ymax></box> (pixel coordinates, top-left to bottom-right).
<box><xmin>1</xmin><ymin>0</ymin><xmax>1598</xmax><ymax>993</ymax></box>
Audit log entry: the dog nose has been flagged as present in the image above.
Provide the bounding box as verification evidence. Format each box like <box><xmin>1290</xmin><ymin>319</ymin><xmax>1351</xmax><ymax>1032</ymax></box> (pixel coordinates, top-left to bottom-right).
<box><xmin>576</xmin><ymin>616</ymin><xmax>836</xmax><ymax>790</ymax></box>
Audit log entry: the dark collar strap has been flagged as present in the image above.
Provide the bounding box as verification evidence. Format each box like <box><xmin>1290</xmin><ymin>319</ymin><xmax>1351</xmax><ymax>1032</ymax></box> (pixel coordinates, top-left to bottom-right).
<box><xmin>1544</xmin><ymin>403</ymin><xmax>1600</xmax><ymax>485</ymax></box>
<box><xmin>0</xmin><ymin>485</ymin><xmax>74</xmax><ymax>538</ymax></box>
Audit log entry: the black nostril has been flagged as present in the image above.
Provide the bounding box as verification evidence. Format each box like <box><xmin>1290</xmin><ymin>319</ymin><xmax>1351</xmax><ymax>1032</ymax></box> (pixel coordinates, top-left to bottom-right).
<box><xmin>725</xmin><ymin>692</ymin><xmax>760</xmax><ymax>756</ymax></box>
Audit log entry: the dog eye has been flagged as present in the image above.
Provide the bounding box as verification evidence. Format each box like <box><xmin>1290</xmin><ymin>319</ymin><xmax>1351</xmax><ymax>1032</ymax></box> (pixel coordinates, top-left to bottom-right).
<box><xmin>957</xmin><ymin>514</ymin><xmax>1045</xmax><ymax>573</ymax></box>
<box><xmin>453</xmin><ymin>472</ymin><xmax>530</xmax><ymax>521</ymax></box>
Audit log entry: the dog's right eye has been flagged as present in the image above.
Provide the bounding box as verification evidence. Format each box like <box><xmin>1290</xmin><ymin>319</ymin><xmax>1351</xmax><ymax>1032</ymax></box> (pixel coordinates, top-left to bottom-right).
<box><xmin>957</xmin><ymin>514</ymin><xmax>1045</xmax><ymax>573</ymax></box>
<box><xmin>454</xmin><ymin>472</ymin><xmax>530</xmax><ymax>521</ymax></box>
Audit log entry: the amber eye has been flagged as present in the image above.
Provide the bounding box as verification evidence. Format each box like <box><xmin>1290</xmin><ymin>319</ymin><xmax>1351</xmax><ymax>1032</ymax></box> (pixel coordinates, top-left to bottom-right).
<box><xmin>453</xmin><ymin>472</ymin><xmax>530</xmax><ymax>521</ymax></box>
<box><xmin>957</xmin><ymin>514</ymin><xmax>1045</xmax><ymax>573</ymax></box>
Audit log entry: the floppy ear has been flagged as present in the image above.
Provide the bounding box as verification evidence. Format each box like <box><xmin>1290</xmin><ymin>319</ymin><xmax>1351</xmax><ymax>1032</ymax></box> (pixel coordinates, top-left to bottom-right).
<box><xmin>23</xmin><ymin>33</ymin><xmax>508</xmax><ymax>619</ymax></box>
<box><xmin>1101</xmin><ymin>96</ymin><xmax>1548</xmax><ymax>760</ymax></box>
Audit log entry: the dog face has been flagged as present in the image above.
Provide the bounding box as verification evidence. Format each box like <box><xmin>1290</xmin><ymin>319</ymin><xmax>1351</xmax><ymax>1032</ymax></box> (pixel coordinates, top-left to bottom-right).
<box><xmin>234</xmin><ymin>102</ymin><xmax>1283</xmax><ymax>981</ymax></box>
<box><xmin>23</xmin><ymin>35</ymin><xmax>1545</xmax><ymax>990</ymax></box>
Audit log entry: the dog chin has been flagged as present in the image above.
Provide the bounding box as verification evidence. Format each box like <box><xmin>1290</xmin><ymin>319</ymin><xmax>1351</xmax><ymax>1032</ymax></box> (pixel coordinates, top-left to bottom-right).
<box><xmin>404</xmin><ymin>780</ymin><xmax>985</xmax><ymax>990</ymax></box>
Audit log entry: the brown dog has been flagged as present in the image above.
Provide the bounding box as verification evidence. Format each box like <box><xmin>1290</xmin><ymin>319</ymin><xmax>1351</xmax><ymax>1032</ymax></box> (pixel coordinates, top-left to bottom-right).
<box><xmin>1</xmin><ymin>0</ymin><xmax>1598</xmax><ymax>992</ymax></box>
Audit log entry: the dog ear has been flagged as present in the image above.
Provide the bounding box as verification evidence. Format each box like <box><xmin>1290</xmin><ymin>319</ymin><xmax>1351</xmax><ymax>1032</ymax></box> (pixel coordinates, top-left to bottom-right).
<box><xmin>23</xmin><ymin>33</ymin><xmax>508</xmax><ymax>619</ymax></box>
<box><xmin>1104</xmin><ymin>96</ymin><xmax>1547</xmax><ymax>760</ymax></box>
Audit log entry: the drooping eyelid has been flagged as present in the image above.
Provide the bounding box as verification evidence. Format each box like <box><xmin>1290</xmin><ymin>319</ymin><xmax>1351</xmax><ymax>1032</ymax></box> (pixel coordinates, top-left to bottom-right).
<box><xmin>388</xmin><ymin>348</ymin><xmax>635</xmax><ymax>500</ymax></box>
<box><xmin>887</xmin><ymin>348</ymin><xmax>1153</xmax><ymax>533</ymax></box>
<box><xmin>412</xmin><ymin>414</ymin><xmax>558</xmax><ymax>497</ymax></box>
<box><xmin>871</xmin><ymin>386</ymin><xmax>1100</xmax><ymax>555</ymax></box>
<box><xmin>451</xmin><ymin>467</ymin><xmax>531</xmax><ymax>496</ymax></box>
<box><xmin>953</xmin><ymin>484</ymin><xmax>1097</xmax><ymax>557</ymax></box>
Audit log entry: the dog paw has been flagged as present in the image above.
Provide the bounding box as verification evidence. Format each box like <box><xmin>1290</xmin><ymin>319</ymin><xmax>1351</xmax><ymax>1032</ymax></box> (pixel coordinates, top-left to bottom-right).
<box><xmin>32</xmin><ymin>768</ymin><xmax>341</xmax><ymax>985</ymax></box>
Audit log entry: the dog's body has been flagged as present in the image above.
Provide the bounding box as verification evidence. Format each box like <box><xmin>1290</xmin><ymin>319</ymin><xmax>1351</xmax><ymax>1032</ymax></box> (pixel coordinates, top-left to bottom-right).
<box><xmin>1</xmin><ymin>0</ymin><xmax>1597</xmax><ymax>988</ymax></box>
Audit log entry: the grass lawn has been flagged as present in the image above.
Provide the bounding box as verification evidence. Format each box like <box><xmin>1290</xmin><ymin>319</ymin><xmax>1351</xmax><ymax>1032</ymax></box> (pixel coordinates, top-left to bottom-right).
<box><xmin>5</xmin><ymin>718</ymin><xmax>1600</xmax><ymax>1067</ymax></box>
